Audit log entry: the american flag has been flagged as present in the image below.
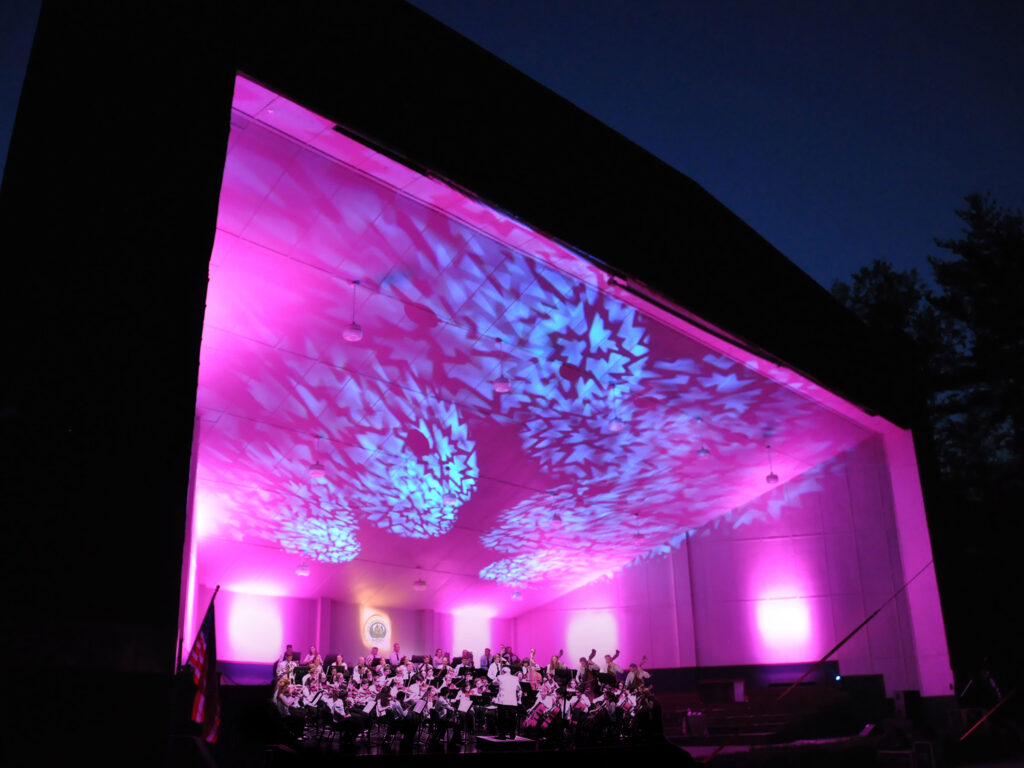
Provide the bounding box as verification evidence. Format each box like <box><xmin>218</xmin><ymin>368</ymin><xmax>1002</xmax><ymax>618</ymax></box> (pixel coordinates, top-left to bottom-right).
<box><xmin>187</xmin><ymin>599</ymin><xmax>220</xmax><ymax>743</ymax></box>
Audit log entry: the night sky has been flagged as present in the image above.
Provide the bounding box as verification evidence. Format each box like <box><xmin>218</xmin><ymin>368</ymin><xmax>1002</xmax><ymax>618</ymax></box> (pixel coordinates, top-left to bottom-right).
<box><xmin>2</xmin><ymin>0</ymin><xmax>1022</xmax><ymax>291</ymax></box>
<box><xmin>405</xmin><ymin>0</ymin><xmax>1023</xmax><ymax>290</ymax></box>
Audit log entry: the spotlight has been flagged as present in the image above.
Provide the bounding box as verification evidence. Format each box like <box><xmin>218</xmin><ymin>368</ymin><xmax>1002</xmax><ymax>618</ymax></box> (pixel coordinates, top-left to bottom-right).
<box><xmin>697</xmin><ymin>445</ymin><xmax>710</xmax><ymax>458</ymax></box>
<box><xmin>309</xmin><ymin>461</ymin><xmax>327</xmax><ymax>481</ymax></box>
<box><xmin>413</xmin><ymin>577</ymin><xmax>427</xmax><ymax>592</ymax></box>
<box><xmin>766</xmin><ymin>472</ymin><xmax>779</xmax><ymax>484</ymax></box>
<box><xmin>511</xmin><ymin>588</ymin><xmax>523</xmax><ymax>600</ymax></box>
<box><xmin>609</xmin><ymin>417</ymin><xmax>625</xmax><ymax>433</ymax></box>
<box><xmin>551</xmin><ymin>512</ymin><xmax>562</xmax><ymax>524</ymax></box>
<box><xmin>442</xmin><ymin>491</ymin><xmax>458</xmax><ymax>506</ymax></box>
<box><xmin>296</xmin><ymin>561</ymin><xmax>311</xmax><ymax>577</ymax></box>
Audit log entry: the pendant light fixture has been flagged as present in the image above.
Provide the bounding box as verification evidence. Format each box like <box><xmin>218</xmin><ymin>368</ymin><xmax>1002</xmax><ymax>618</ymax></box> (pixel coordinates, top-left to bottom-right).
<box><xmin>343</xmin><ymin>279</ymin><xmax>363</xmax><ymax>342</ymax></box>
<box><xmin>765</xmin><ymin>443</ymin><xmax>779</xmax><ymax>484</ymax></box>
<box><xmin>441</xmin><ymin>462</ymin><xmax>458</xmax><ymax>506</ymax></box>
<box><xmin>492</xmin><ymin>337</ymin><xmax>511</xmax><ymax>393</ymax></box>
<box><xmin>695</xmin><ymin>416</ymin><xmax>710</xmax><ymax>458</ymax></box>
<box><xmin>309</xmin><ymin>435</ymin><xmax>327</xmax><ymax>482</ymax></box>
<box><xmin>412</xmin><ymin>566</ymin><xmax>427</xmax><ymax>591</ymax></box>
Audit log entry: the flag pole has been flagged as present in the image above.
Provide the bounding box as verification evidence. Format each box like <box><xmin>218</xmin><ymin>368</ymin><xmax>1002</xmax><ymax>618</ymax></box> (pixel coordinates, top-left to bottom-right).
<box><xmin>183</xmin><ymin>584</ymin><xmax>221</xmax><ymax>669</ymax></box>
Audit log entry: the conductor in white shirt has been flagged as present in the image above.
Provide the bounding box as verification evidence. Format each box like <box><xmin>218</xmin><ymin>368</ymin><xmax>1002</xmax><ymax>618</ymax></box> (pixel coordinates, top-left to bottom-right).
<box><xmin>495</xmin><ymin>666</ymin><xmax>522</xmax><ymax>740</ymax></box>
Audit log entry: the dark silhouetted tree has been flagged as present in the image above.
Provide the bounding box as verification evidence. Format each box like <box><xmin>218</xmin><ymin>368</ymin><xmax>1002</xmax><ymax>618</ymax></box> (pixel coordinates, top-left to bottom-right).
<box><xmin>832</xmin><ymin>193</ymin><xmax>1024</xmax><ymax>687</ymax></box>
<box><xmin>929</xmin><ymin>193</ymin><xmax>1024</xmax><ymax>487</ymax></box>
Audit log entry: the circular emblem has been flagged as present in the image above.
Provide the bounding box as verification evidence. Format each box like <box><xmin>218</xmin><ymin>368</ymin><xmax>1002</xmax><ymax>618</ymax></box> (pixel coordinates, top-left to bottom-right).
<box><xmin>362</xmin><ymin>613</ymin><xmax>390</xmax><ymax>646</ymax></box>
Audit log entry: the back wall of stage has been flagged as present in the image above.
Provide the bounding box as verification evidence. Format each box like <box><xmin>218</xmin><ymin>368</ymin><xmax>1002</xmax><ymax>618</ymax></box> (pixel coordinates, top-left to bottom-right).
<box><xmin>195</xmin><ymin>432</ymin><xmax>948</xmax><ymax>697</ymax></box>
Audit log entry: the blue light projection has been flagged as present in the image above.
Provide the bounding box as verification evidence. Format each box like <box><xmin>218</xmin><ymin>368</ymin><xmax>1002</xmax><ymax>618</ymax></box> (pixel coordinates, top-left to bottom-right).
<box><xmin>195</xmin><ymin>103</ymin><xmax>875</xmax><ymax>597</ymax></box>
<box><xmin>508</xmin><ymin>278</ymin><xmax>652</xmax><ymax>481</ymax></box>
<box><xmin>478</xmin><ymin>479</ymin><xmax>686</xmax><ymax>585</ymax></box>
<box><xmin>347</xmin><ymin>392</ymin><xmax>478</xmax><ymax>538</ymax></box>
<box><xmin>276</xmin><ymin>507</ymin><xmax>361</xmax><ymax>563</ymax></box>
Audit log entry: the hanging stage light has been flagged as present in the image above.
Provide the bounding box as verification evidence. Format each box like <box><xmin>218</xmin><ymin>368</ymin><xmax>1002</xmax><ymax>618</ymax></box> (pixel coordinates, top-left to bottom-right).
<box><xmin>343</xmin><ymin>279</ymin><xmax>363</xmax><ymax>341</ymax></box>
<box><xmin>766</xmin><ymin>443</ymin><xmax>780</xmax><ymax>484</ymax></box>
<box><xmin>492</xmin><ymin>337</ymin><xmax>511</xmax><ymax>393</ymax></box>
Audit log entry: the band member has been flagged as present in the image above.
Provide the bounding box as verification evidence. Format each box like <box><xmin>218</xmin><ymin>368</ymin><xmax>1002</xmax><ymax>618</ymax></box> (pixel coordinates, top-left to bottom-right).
<box><xmin>625</xmin><ymin>656</ymin><xmax>651</xmax><ymax>690</ymax></box>
<box><xmin>328</xmin><ymin>654</ymin><xmax>348</xmax><ymax>681</ymax></box>
<box><xmin>547</xmin><ymin>649</ymin><xmax>566</xmax><ymax>675</ymax></box>
<box><xmin>603</xmin><ymin>649</ymin><xmax>622</xmax><ymax>675</ymax></box>
<box><xmin>272</xmin><ymin>677</ymin><xmax>305</xmax><ymax>739</ymax></box>
<box><xmin>479</xmin><ymin>647</ymin><xmax>494</xmax><ymax>670</ymax></box>
<box><xmin>495</xmin><ymin>666</ymin><xmax>522</xmax><ymax>740</ymax></box>
<box><xmin>578</xmin><ymin>649</ymin><xmax>600</xmax><ymax>692</ymax></box>
<box><xmin>389</xmin><ymin>643</ymin><xmax>402</xmax><ymax>666</ymax></box>
<box><xmin>523</xmin><ymin>648</ymin><xmax>542</xmax><ymax>688</ymax></box>
<box><xmin>302</xmin><ymin>645</ymin><xmax>322</xmax><ymax>667</ymax></box>
<box><xmin>504</xmin><ymin>645</ymin><xmax>520</xmax><ymax>665</ymax></box>
<box><xmin>276</xmin><ymin>650</ymin><xmax>297</xmax><ymax>681</ymax></box>
<box><xmin>352</xmin><ymin>657</ymin><xmax>369</xmax><ymax>684</ymax></box>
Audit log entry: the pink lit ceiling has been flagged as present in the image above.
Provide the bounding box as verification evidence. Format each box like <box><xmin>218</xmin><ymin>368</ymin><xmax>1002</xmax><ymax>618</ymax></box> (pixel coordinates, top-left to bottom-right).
<box><xmin>192</xmin><ymin>76</ymin><xmax>878</xmax><ymax>615</ymax></box>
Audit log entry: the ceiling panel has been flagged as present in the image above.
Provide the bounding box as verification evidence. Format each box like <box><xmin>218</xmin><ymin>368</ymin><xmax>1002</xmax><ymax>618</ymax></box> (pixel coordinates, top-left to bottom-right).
<box><xmin>192</xmin><ymin>79</ymin><xmax>877</xmax><ymax>616</ymax></box>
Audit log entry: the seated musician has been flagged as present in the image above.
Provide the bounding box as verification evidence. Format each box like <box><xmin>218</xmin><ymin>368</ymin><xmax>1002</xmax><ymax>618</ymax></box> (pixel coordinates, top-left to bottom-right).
<box><xmin>302</xmin><ymin>661</ymin><xmax>326</xmax><ymax>689</ymax></box>
<box><xmin>504</xmin><ymin>645</ymin><xmax>520</xmax><ymax>665</ymax></box>
<box><xmin>453</xmin><ymin>650</ymin><xmax>473</xmax><ymax>674</ymax></box>
<box><xmin>351</xmin><ymin>657</ymin><xmax>368</xmax><ymax>684</ymax></box>
<box><xmin>327</xmin><ymin>653</ymin><xmax>347</xmax><ymax>681</ymax></box>
<box><xmin>389</xmin><ymin>690</ymin><xmax>419</xmax><ymax>744</ymax></box>
<box><xmin>568</xmin><ymin>682</ymin><xmax>592</xmax><ymax>722</ymax></box>
<box><xmin>389</xmin><ymin>642</ymin><xmax>402</xmax><ymax>667</ymax></box>
<box><xmin>451</xmin><ymin>679</ymin><xmax>475</xmax><ymax>744</ymax></box>
<box><xmin>325</xmin><ymin>686</ymin><xmax>349</xmax><ymax>720</ymax></box>
<box><xmin>436</xmin><ymin>655</ymin><xmax>454</xmax><ymax>683</ymax></box>
<box><xmin>425</xmin><ymin>689</ymin><xmax>456</xmax><ymax>745</ymax></box>
<box><xmin>302</xmin><ymin>644</ymin><xmax>322</xmax><ymax>668</ymax></box>
<box><xmin>271</xmin><ymin>677</ymin><xmax>306</xmax><ymax>739</ymax></box>
<box><xmin>522</xmin><ymin>679</ymin><xmax>557</xmax><ymax>736</ymax></box>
